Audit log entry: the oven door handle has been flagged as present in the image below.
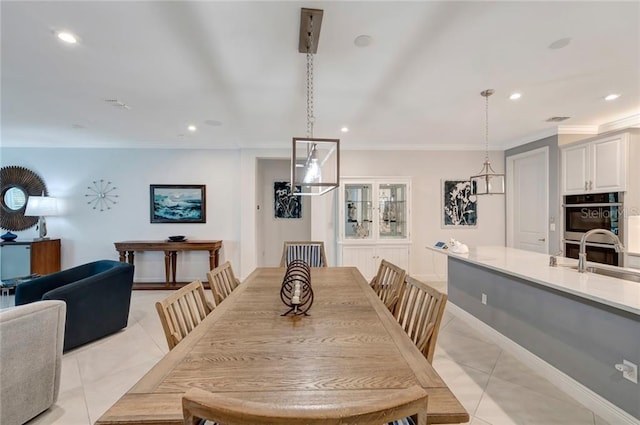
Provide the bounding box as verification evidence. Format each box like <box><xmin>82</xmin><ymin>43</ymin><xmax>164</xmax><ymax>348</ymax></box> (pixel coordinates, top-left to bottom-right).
<box><xmin>563</xmin><ymin>240</ymin><xmax>620</xmax><ymax>249</ymax></box>
<box><xmin>562</xmin><ymin>203</ymin><xmax>623</xmax><ymax>208</ymax></box>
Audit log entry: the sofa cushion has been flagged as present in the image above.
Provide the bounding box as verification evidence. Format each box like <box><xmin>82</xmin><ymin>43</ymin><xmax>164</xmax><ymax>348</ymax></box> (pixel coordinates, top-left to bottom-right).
<box><xmin>0</xmin><ymin>300</ymin><xmax>66</xmax><ymax>425</ymax></box>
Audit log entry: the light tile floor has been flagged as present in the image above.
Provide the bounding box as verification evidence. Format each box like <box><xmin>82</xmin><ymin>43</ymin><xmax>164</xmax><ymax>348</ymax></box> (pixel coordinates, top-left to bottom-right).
<box><xmin>3</xmin><ymin>287</ymin><xmax>611</xmax><ymax>425</ymax></box>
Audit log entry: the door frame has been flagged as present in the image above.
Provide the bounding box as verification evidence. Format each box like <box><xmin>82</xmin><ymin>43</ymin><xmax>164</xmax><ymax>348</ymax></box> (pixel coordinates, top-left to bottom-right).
<box><xmin>506</xmin><ymin>146</ymin><xmax>549</xmax><ymax>252</ymax></box>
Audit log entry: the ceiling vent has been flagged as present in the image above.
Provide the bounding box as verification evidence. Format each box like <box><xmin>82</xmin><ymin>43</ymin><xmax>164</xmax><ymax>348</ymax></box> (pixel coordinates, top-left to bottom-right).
<box><xmin>104</xmin><ymin>99</ymin><xmax>131</xmax><ymax>110</ymax></box>
<box><xmin>546</xmin><ymin>116</ymin><xmax>570</xmax><ymax>122</ymax></box>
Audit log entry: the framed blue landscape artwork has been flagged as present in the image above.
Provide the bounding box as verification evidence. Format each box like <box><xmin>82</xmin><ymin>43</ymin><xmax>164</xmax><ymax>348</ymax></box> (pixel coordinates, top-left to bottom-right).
<box><xmin>150</xmin><ymin>184</ymin><xmax>206</xmax><ymax>223</ymax></box>
<box><xmin>274</xmin><ymin>181</ymin><xmax>302</xmax><ymax>219</ymax></box>
<box><xmin>442</xmin><ymin>179</ymin><xmax>477</xmax><ymax>227</ymax></box>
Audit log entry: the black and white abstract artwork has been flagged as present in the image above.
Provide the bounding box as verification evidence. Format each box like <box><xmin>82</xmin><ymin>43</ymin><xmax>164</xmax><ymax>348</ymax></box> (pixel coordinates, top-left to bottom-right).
<box><xmin>274</xmin><ymin>182</ymin><xmax>302</xmax><ymax>219</ymax></box>
<box><xmin>442</xmin><ymin>180</ymin><xmax>477</xmax><ymax>227</ymax></box>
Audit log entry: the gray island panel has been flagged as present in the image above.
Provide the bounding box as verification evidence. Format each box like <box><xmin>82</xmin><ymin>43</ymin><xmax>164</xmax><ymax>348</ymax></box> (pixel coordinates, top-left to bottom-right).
<box><xmin>448</xmin><ymin>257</ymin><xmax>640</xmax><ymax>420</ymax></box>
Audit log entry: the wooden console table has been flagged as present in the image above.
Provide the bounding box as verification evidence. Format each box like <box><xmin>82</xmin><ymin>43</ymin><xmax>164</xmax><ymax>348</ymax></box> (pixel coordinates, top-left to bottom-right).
<box><xmin>114</xmin><ymin>240</ymin><xmax>222</xmax><ymax>287</ymax></box>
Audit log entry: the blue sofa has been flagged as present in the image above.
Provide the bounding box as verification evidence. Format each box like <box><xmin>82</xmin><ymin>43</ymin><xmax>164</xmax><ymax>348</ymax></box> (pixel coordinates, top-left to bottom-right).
<box><xmin>15</xmin><ymin>260</ymin><xmax>134</xmax><ymax>351</ymax></box>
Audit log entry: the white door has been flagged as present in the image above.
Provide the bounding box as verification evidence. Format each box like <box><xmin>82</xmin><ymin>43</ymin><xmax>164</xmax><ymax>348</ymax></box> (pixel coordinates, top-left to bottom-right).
<box><xmin>376</xmin><ymin>245</ymin><xmax>410</xmax><ymax>273</ymax></box>
<box><xmin>507</xmin><ymin>147</ymin><xmax>549</xmax><ymax>253</ymax></box>
<box><xmin>591</xmin><ymin>134</ymin><xmax>627</xmax><ymax>192</ymax></box>
<box><xmin>341</xmin><ymin>245</ymin><xmax>377</xmax><ymax>280</ymax></box>
<box><xmin>561</xmin><ymin>143</ymin><xmax>589</xmax><ymax>194</ymax></box>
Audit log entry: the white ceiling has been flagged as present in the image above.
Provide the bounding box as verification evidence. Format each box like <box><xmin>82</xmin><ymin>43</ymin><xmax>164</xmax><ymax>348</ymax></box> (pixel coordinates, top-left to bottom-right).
<box><xmin>2</xmin><ymin>1</ymin><xmax>639</xmax><ymax>151</ymax></box>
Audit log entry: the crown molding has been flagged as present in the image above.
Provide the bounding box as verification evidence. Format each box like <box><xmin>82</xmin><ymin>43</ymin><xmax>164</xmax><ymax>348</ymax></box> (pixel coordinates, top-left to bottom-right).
<box><xmin>598</xmin><ymin>113</ymin><xmax>640</xmax><ymax>134</ymax></box>
<box><xmin>499</xmin><ymin>128</ymin><xmax>558</xmax><ymax>150</ymax></box>
<box><xmin>556</xmin><ymin>125</ymin><xmax>599</xmax><ymax>135</ymax></box>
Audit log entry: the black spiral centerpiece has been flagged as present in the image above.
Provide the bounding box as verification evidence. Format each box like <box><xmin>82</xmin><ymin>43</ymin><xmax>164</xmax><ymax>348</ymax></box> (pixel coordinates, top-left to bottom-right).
<box><xmin>280</xmin><ymin>259</ymin><xmax>314</xmax><ymax>316</ymax></box>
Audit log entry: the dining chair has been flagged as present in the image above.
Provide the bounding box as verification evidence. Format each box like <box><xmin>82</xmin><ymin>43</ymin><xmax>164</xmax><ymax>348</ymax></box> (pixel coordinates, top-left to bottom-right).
<box><xmin>370</xmin><ymin>259</ymin><xmax>407</xmax><ymax>312</ymax></box>
<box><xmin>393</xmin><ymin>276</ymin><xmax>448</xmax><ymax>364</ymax></box>
<box><xmin>280</xmin><ymin>241</ymin><xmax>328</xmax><ymax>267</ymax></box>
<box><xmin>206</xmin><ymin>261</ymin><xmax>241</xmax><ymax>305</ymax></box>
<box><xmin>155</xmin><ymin>279</ymin><xmax>214</xmax><ymax>350</ymax></box>
<box><xmin>183</xmin><ymin>384</ymin><xmax>428</xmax><ymax>425</ymax></box>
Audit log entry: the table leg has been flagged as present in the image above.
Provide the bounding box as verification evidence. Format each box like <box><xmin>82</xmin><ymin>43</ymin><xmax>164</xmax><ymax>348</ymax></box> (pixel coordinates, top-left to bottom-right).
<box><xmin>127</xmin><ymin>251</ymin><xmax>135</xmax><ymax>265</ymax></box>
<box><xmin>171</xmin><ymin>251</ymin><xmax>177</xmax><ymax>284</ymax></box>
<box><xmin>118</xmin><ymin>250</ymin><xmax>126</xmax><ymax>262</ymax></box>
<box><xmin>209</xmin><ymin>249</ymin><xmax>218</xmax><ymax>270</ymax></box>
<box><xmin>163</xmin><ymin>251</ymin><xmax>171</xmax><ymax>286</ymax></box>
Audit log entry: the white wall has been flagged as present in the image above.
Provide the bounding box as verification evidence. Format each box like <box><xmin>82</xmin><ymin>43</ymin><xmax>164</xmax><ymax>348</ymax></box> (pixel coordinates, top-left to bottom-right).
<box><xmin>256</xmin><ymin>158</ymin><xmax>311</xmax><ymax>266</ymax></box>
<box><xmin>1</xmin><ymin>148</ymin><xmax>241</xmax><ymax>283</ymax></box>
<box><xmin>339</xmin><ymin>150</ymin><xmax>506</xmax><ymax>281</ymax></box>
<box><xmin>2</xmin><ymin>147</ymin><xmax>505</xmax><ymax>282</ymax></box>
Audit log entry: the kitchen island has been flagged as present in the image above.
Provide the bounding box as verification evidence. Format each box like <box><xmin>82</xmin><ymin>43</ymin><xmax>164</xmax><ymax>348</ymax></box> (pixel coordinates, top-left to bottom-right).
<box><xmin>428</xmin><ymin>245</ymin><xmax>639</xmax><ymax>424</ymax></box>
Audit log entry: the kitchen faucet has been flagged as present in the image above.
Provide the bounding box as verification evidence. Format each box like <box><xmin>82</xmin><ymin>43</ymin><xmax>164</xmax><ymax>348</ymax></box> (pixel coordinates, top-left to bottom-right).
<box><xmin>578</xmin><ymin>229</ymin><xmax>625</xmax><ymax>273</ymax></box>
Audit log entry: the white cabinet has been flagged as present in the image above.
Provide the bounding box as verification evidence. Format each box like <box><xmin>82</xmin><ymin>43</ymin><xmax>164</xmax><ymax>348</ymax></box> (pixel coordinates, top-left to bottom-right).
<box><xmin>627</xmin><ymin>254</ymin><xmax>640</xmax><ymax>270</ymax></box>
<box><xmin>561</xmin><ymin>133</ymin><xmax>628</xmax><ymax>195</ymax></box>
<box><xmin>338</xmin><ymin>178</ymin><xmax>411</xmax><ymax>280</ymax></box>
<box><xmin>341</xmin><ymin>244</ymin><xmax>409</xmax><ymax>281</ymax></box>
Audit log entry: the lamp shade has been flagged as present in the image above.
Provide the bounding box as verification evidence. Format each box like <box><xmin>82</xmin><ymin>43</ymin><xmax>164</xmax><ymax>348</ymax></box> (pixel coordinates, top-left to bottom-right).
<box><xmin>292</xmin><ymin>137</ymin><xmax>340</xmax><ymax>196</ymax></box>
<box><xmin>24</xmin><ymin>196</ymin><xmax>58</xmax><ymax>217</ymax></box>
<box><xmin>470</xmin><ymin>160</ymin><xmax>505</xmax><ymax>195</ymax></box>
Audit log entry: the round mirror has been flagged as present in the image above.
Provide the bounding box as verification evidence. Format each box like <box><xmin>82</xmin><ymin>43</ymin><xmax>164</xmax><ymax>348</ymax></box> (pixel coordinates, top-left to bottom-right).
<box><xmin>1</xmin><ymin>166</ymin><xmax>48</xmax><ymax>231</ymax></box>
<box><xmin>4</xmin><ymin>187</ymin><xmax>27</xmax><ymax>210</ymax></box>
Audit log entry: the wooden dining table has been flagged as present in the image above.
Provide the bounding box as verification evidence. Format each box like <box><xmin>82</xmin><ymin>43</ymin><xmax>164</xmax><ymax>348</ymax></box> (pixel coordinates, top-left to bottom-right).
<box><xmin>95</xmin><ymin>267</ymin><xmax>468</xmax><ymax>425</ymax></box>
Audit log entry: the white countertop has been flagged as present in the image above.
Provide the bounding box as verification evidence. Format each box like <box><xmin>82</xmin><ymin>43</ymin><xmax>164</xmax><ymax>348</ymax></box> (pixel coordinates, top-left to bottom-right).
<box><xmin>427</xmin><ymin>245</ymin><xmax>640</xmax><ymax>315</ymax></box>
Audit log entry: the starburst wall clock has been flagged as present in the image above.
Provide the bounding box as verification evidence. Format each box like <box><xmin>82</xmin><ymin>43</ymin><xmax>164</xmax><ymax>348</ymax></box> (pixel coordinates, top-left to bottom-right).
<box><xmin>85</xmin><ymin>179</ymin><xmax>118</xmax><ymax>211</ymax></box>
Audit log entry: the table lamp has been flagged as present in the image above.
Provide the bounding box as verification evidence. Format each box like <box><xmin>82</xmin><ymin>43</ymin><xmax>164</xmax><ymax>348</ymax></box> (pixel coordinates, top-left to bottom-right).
<box><xmin>24</xmin><ymin>195</ymin><xmax>58</xmax><ymax>240</ymax></box>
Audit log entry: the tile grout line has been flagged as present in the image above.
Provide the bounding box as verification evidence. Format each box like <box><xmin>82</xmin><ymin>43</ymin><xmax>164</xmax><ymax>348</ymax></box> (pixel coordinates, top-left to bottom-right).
<box><xmin>73</xmin><ymin>354</ymin><xmax>93</xmax><ymax>425</ymax></box>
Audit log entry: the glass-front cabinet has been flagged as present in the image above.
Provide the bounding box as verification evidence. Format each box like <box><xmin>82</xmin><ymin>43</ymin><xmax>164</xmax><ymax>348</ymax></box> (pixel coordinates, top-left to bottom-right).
<box><xmin>377</xmin><ymin>183</ymin><xmax>408</xmax><ymax>239</ymax></box>
<box><xmin>339</xmin><ymin>178</ymin><xmax>411</xmax><ymax>280</ymax></box>
<box><xmin>344</xmin><ymin>183</ymin><xmax>373</xmax><ymax>239</ymax></box>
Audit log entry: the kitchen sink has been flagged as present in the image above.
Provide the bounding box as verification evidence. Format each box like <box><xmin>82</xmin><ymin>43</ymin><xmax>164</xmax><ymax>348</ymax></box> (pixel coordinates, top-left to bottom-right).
<box><xmin>567</xmin><ymin>265</ymin><xmax>640</xmax><ymax>283</ymax></box>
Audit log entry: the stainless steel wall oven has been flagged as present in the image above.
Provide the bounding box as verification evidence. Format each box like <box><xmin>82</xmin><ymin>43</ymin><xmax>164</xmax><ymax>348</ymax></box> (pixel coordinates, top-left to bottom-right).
<box><xmin>563</xmin><ymin>192</ymin><xmax>623</xmax><ymax>266</ymax></box>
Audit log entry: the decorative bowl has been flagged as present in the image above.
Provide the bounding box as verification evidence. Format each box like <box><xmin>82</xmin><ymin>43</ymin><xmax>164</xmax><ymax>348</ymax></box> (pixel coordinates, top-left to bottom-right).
<box><xmin>168</xmin><ymin>235</ymin><xmax>186</xmax><ymax>242</ymax></box>
<box><xmin>1</xmin><ymin>231</ymin><xmax>17</xmax><ymax>242</ymax></box>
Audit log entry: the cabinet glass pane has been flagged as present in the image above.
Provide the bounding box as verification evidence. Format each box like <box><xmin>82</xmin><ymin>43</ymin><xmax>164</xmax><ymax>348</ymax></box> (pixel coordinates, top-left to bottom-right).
<box><xmin>344</xmin><ymin>184</ymin><xmax>373</xmax><ymax>239</ymax></box>
<box><xmin>378</xmin><ymin>184</ymin><xmax>407</xmax><ymax>239</ymax></box>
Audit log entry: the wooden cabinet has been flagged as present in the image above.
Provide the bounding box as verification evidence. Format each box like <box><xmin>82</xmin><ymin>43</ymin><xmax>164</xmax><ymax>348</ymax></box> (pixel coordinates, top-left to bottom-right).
<box><xmin>338</xmin><ymin>178</ymin><xmax>411</xmax><ymax>280</ymax></box>
<box><xmin>561</xmin><ymin>133</ymin><xmax>628</xmax><ymax>195</ymax></box>
<box><xmin>0</xmin><ymin>239</ymin><xmax>61</xmax><ymax>280</ymax></box>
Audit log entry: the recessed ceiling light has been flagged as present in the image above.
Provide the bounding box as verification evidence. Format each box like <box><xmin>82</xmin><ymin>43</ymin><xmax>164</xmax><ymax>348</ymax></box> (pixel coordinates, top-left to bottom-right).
<box><xmin>605</xmin><ymin>94</ymin><xmax>620</xmax><ymax>101</ymax></box>
<box><xmin>187</xmin><ymin>125</ymin><xmax>197</xmax><ymax>132</ymax></box>
<box><xmin>354</xmin><ymin>35</ymin><xmax>372</xmax><ymax>48</ymax></box>
<box><xmin>548</xmin><ymin>37</ymin><xmax>571</xmax><ymax>50</ymax></box>
<box><xmin>341</xmin><ymin>126</ymin><xmax>349</xmax><ymax>133</ymax></box>
<box><xmin>509</xmin><ymin>93</ymin><xmax>522</xmax><ymax>100</ymax></box>
<box><xmin>57</xmin><ymin>31</ymin><xmax>78</xmax><ymax>44</ymax></box>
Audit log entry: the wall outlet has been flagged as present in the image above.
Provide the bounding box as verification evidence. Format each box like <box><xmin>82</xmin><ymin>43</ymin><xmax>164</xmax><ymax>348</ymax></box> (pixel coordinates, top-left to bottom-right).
<box><xmin>619</xmin><ymin>360</ymin><xmax>638</xmax><ymax>384</ymax></box>
<box><xmin>481</xmin><ymin>293</ymin><xmax>487</xmax><ymax>305</ymax></box>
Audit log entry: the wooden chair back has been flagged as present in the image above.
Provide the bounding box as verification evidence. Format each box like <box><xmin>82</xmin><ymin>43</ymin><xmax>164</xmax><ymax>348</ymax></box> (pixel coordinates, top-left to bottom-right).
<box><xmin>280</xmin><ymin>241</ymin><xmax>328</xmax><ymax>267</ymax></box>
<box><xmin>183</xmin><ymin>385</ymin><xmax>428</xmax><ymax>425</ymax></box>
<box><xmin>155</xmin><ymin>280</ymin><xmax>214</xmax><ymax>350</ymax></box>
<box><xmin>394</xmin><ymin>276</ymin><xmax>448</xmax><ymax>363</ymax></box>
<box><xmin>206</xmin><ymin>261</ymin><xmax>241</xmax><ymax>305</ymax></box>
<box><xmin>370</xmin><ymin>259</ymin><xmax>407</xmax><ymax>312</ymax></box>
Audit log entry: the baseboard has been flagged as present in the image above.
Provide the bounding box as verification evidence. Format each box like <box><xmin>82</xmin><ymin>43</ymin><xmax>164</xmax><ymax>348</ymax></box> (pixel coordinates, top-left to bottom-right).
<box><xmin>446</xmin><ymin>302</ymin><xmax>639</xmax><ymax>425</ymax></box>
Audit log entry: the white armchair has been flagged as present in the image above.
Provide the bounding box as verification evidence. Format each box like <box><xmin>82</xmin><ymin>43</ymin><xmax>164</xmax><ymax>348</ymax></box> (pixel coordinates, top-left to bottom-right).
<box><xmin>0</xmin><ymin>300</ymin><xmax>66</xmax><ymax>425</ymax></box>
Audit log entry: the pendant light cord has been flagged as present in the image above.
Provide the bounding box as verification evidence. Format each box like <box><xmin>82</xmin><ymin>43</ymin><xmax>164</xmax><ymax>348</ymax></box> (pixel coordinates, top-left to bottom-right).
<box><xmin>306</xmin><ymin>16</ymin><xmax>315</xmax><ymax>139</ymax></box>
<box><xmin>480</xmin><ymin>89</ymin><xmax>495</xmax><ymax>170</ymax></box>
<box><xmin>484</xmin><ymin>91</ymin><xmax>489</xmax><ymax>163</ymax></box>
